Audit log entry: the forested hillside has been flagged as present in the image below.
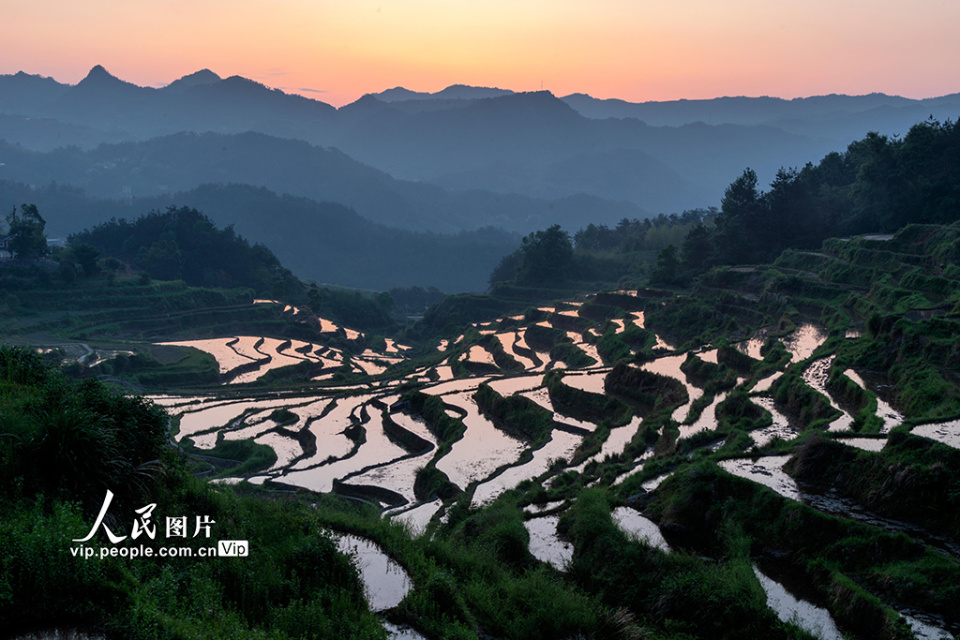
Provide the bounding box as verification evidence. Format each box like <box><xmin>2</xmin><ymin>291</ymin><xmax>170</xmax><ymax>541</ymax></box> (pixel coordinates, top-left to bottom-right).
<box><xmin>0</xmin><ymin>181</ymin><xmax>519</xmax><ymax>292</ymax></box>
<box><xmin>487</xmin><ymin>117</ymin><xmax>960</xmax><ymax>292</ymax></box>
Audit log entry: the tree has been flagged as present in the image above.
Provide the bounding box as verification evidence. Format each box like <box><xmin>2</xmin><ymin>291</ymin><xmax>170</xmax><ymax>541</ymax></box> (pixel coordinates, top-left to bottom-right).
<box><xmin>71</xmin><ymin>243</ymin><xmax>101</xmax><ymax>276</ymax></box>
<box><xmin>307</xmin><ymin>285</ymin><xmax>322</xmax><ymax>313</ymax></box>
<box><xmin>714</xmin><ymin>168</ymin><xmax>764</xmax><ymax>264</ymax></box>
<box><xmin>136</xmin><ymin>232</ymin><xmax>182</xmax><ymax>281</ymax></box>
<box><xmin>6</xmin><ymin>204</ymin><xmax>47</xmax><ymax>260</ymax></box>
<box><xmin>681</xmin><ymin>223</ymin><xmax>714</xmax><ymax>271</ymax></box>
<box><xmin>650</xmin><ymin>244</ymin><xmax>682</xmax><ymax>286</ymax></box>
<box><xmin>488</xmin><ymin>250</ymin><xmax>523</xmax><ymax>287</ymax></box>
<box><xmin>516</xmin><ymin>225</ymin><xmax>575</xmax><ymax>286</ymax></box>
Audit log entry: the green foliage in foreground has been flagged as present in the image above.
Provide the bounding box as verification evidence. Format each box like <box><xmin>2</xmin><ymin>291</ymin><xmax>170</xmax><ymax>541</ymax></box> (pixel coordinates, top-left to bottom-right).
<box><xmin>0</xmin><ymin>347</ymin><xmax>385</xmax><ymax>639</ymax></box>
<box><xmin>0</xmin><ymin>346</ymin><xmax>170</xmax><ymax>510</ymax></box>
<box><xmin>0</xmin><ymin>349</ymin><xmax>637</xmax><ymax>640</ymax></box>
<box><xmin>785</xmin><ymin>432</ymin><xmax>960</xmax><ymax>537</ymax></box>
<box><xmin>645</xmin><ymin>462</ymin><xmax>959</xmax><ymax>636</ymax></box>
<box><xmin>563</xmin><ymin>489</ymin><xmax>815</xmax><ymax>640</ymax></box>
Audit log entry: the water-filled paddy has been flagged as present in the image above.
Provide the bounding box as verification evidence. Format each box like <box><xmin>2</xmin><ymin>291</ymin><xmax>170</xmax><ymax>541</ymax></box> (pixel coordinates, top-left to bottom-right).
<box><xmin>611</xmin><ymin>507</ymin><xmax>670</xmax><ymax>551</ymax></box>
<box><xmin>911</xmin><ymin>419</ymin><xmax>960</xmax><ymax>449</ymax></box>
<box><xmin>471</xmin><ymin>429</ymin><xmax>582</xmax><ymax>506</ymax></box>
<box><xmin>434</xmin><ymin>392</ymin><xmax>526</xmax><ymax>490</ymax></box>
<box><xmin>333</xmin><ymin>533</ymin><xmax>411</xmax><ymax>611</ymax></box>
<box><xmin>282</xmin><ymin>410</ymin><xmax>409</xmax><ymax>493</ymax></box>
<box><xmin>753</xmin><ymin>565</ymin><xmax>842</xmax><ymax>640</ymax></box>
<box><xmin>524</xmin><ymin>516</ymin><xmax>573</xmax><ymax>570</ymax></box>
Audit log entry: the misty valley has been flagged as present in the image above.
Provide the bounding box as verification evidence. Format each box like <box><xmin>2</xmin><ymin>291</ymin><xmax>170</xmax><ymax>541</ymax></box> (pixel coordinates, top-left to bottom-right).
<box><xmin>2</xmin><ymin>67</ymin><xmax>960</xmax><ymax>640</ymax></box>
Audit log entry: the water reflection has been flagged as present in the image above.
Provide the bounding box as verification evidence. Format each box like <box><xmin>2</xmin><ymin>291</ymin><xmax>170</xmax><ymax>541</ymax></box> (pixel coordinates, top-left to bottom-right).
<box><xmin>561</xmin><ymin>370</ymin><xmax>610</xmax><ymax>395</ymax></box>
<box><xmin>801</xmin><ymin>356</ymin><xmax>854</xmax><ymax>432</ymax></box>
<box><xmin>753</xmin><ymin>565</ymin><xmax>842</xmax><ymax>640</ymax></box>
<box><xmin>525</xmin><ymin>516</ymin><xmax>573</xmax><ymax>570</ymax></box>
<box><xmin>497</xmin><ymin>331</ymin><xmax>539</xmax><ymax>370</ymax></box>
<box><xmin>719</xmin><ymin>456</ymin><xmax>799</xmax><ymax>500</ymax></box>
<box><xmin>698</xmin><ymin>348</ymin><xmax>718</xmax><ymax>364</ymax></box>
<box><xmin>911</xmin><ymin>419</ymin><xmax>960</xmax><ymax>450</ymax></box>
<box><xmin>463</xmin><ymin>345</ymin><xmax>496</xmax><ymax>366</ymax></box>
<box><xmin>735</xmin><ymin>329</ymin><xmax>769</xmax><ymax>361</ymax></box>
<box><xmin>611</xmin><ymin>507</ymin><xmax>670</xmax><ymax>551</ymax></box>
<box><xmin>158</xmin><ymin>337</ymin><xmax>256</xmax><ymax>374</ymax></box>
<box><xmin>255</xmin><ymin>431</ymin><xmax>302</xmax><ymax>470</ymax></box>
<box><xmin>523</xmin><ymin>500</ymin><xmax>565</xmax><ymax>514</ymax></box>
<box><xmin>641</xmin><ymin>354</ymin><xmax>700</xmax><ymax>423</ymax></box>
<box><xmin>383</xmin><ymin>621</ymin><xmax>428</xmax><ymax>640</ymax></box>
<box><xmin>752</xmin><ymin>371</ymin><xmax>782</xmax><ymax>393</ymax></box>
<box><xmin>334</xmin><ymin>533</ymin><xmax>412</xmax><ymax>611</ymax></box>
<box><xmin>471</xmin><ymin>429</ymin><xmax>582</xmax><ymax>506</ymax></box>
<box><xmin>571</xmin><ymin>417</ymin><xmax>642</xmax><ymax>473</ymax></box>
<box><xmin>486</xmin><ymin>374</ymin><xmax>544</xmax><ymax>397</ymax></box>
<box><xmin>175</xmin><ymin>397</ymin><xmax>295</xmax><ymax>445</ymax></box>
<box><xmin>835</xmin><ymin>437</ymin><xmax>886</xmax><ymax>452</ymax></box>
<box><xmin>422</xmin><ymin>376</ymin><xmax>492</xmax><ymax>396</ymax></box>
<box><xmin>288</xmin><ymin>396</ymin><xmax>373</xmax><ymax>470</ymax></box>
<box><xmin>348</xmin><ymin>452</ymin><xmax>429</xmax><ymax>506</ymax></box>
<box><xmin>9</xmin><ymin>631</ymin><xmax>106</xmax><ymax>640</ymax></box>
<box><xmin>232</xmin><ymin>337</ymin><xmax>309</xmax><ymax>384</ymax></box>
<box><xmin>748</xmin><ymin>396</ymin><xmax>799</xmax><ymax>447</ymax></box>
<box><xmin>389</xmin><ymin>499</ymin><xmax>443</xmax><ymax>535</ymax></box>
<box><xmin>434</xmin><ymin>393</ymin><xmax>526</xmax><ymax>490</ymax></box>
<box><xmin>721</xmin><ymin>456</ymin><xmax>960</xmax><ymax>554</ymax></box>
<box><xmin>521</xmin><ymin>387</ymin><xmax>598</xmax><ymax>432</ymax></box>
<box><xmin>611</xmin><ymin>449</ymin><xmax>654</xmax><ymax>486</ymax></box>
<box><xmin>678</xmin><ymin>392</ymin><xmax>727</xmax><ymax>440</ymax></box>
<box><xmin>899</xmin><ymin>612</ymin><xmax>955</xmax><ymax>640</ymax></box>
<box><xmin>282</xmin><ymin>409</ymin><xmax>409</xmax><ymax>493</ymax></box>
<box><xmin>641</xmin><ymin>471</ymin><xmax>673</xmax><ymax>492</ymax></box>
<box><xmin>781</xmin><ymin>324</ymin><xmax>828</xmax><ymax>363</ymax></box>
<box><xmin>844</xmin><ymin>369</ymin><xmax>903</xmax><ymax>433</ymax></box>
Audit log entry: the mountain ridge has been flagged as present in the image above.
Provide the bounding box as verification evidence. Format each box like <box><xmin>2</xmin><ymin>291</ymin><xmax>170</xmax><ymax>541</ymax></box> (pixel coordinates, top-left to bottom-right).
<box><xmin>2</xmin><ymin>65</ymin><xmax>958</xmax><ymax>238</ymax></box>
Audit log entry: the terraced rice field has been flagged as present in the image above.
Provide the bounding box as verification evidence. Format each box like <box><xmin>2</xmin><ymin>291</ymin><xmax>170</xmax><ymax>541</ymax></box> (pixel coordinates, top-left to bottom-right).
<box><xmin>151</xmin><ymin>291</ymin><xmax>960</xmax><ymax>630</ymax></box>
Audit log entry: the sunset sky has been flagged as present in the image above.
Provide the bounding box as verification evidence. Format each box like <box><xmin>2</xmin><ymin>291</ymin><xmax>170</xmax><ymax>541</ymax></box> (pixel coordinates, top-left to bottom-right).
<box><xmin>3</xmin><ymin>0</ymin><xmax>959</xmax><ymax>107</ymax></box>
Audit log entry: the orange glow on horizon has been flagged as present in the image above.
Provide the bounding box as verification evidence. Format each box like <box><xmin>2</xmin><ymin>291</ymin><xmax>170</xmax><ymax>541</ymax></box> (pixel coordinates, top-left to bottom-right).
<box><xmin>2</xmin><ymin>0</ymin><xmax>959</xmax><ymax>107</ymax></box>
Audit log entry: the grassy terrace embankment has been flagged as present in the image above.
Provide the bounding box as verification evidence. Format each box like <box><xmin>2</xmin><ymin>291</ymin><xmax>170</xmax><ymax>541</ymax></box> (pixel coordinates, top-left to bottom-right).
<box><xmin>646</xmin><ymin>223</ymin><xmax>960</xmax><ymax>420</ymax></box>
<box><xmin>6</xmin><ymin>221</ymin><xmax>960</xmax><ymax>639</ymax></box>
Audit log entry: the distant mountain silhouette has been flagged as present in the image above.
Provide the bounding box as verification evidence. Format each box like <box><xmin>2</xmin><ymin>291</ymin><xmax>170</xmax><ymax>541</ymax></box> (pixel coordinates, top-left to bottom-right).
<box><xmin>65</xmin><ymin>65</ymin><xmax>151</xmax><ymax>102</ymax></box>
<box><xmin>561</xmin><ymin>92</ymin><xmax>920</xmax><ymax>125</ymax></box>
<box><xmin>374</xmin><ymin>86</ymin><xmax>431</xmax><ymax>101</ymax></box>
<box><xmin>0</xmin><ymin>71</ymin><xmax>69</xmax><ymax>112</ymax></box>
<box><xmin>561</xmin><ymin>92</ymin><xmax>960</xmax><ymax>143</ymax></box>
<box><xmin>374</xmin><ymin>84</ymin><xmax>514</xmax><ymax>102</ymax></box>
<box><xmin>324</xmin><ymin>89</ymin><xmax>830</xmax><ymax>212</ymax></box>
<box><xmin>163</xmin><ymin>69</ymin><xmax>222</xmax><ymax>92</ymax></box>
<box><xmin>1</xmin><ymin>65</ymin><xmax>957</xmax><ymax>226</ymax></box>
<box><xmin>0</xmin><ymin>131</ymin><xmax>649</xmax><ymax>235</ymax></box>
<box><xmin>0</xmin><ymin>65</ymin><xmax>337</xmax><ymax>144</ymax></box>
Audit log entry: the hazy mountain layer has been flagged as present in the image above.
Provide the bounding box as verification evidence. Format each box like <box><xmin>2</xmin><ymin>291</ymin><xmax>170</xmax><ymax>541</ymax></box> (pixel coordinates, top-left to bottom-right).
<box><xmin>0</xmin><ymin>67</ymin><xmax>871</xmax><ymax>217</ymax></box>
<box><xmin>4</xmin><ymin>67</ymin><xmax>957</xmax><ymax>236</ymax></box>
<box><xmin>562</xmin><ymin>91</ymin><xmax>960</xmax><ymax>151</ymax></box>
<box><xmin>0</xmin><ymin>131</ymin><xmax>649</xmax><ymax>236</ymax></box>
<box><xmin>0</xmin><ymin>180</ymin><xmax>517</xmax><ymax>292</ymax></box>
